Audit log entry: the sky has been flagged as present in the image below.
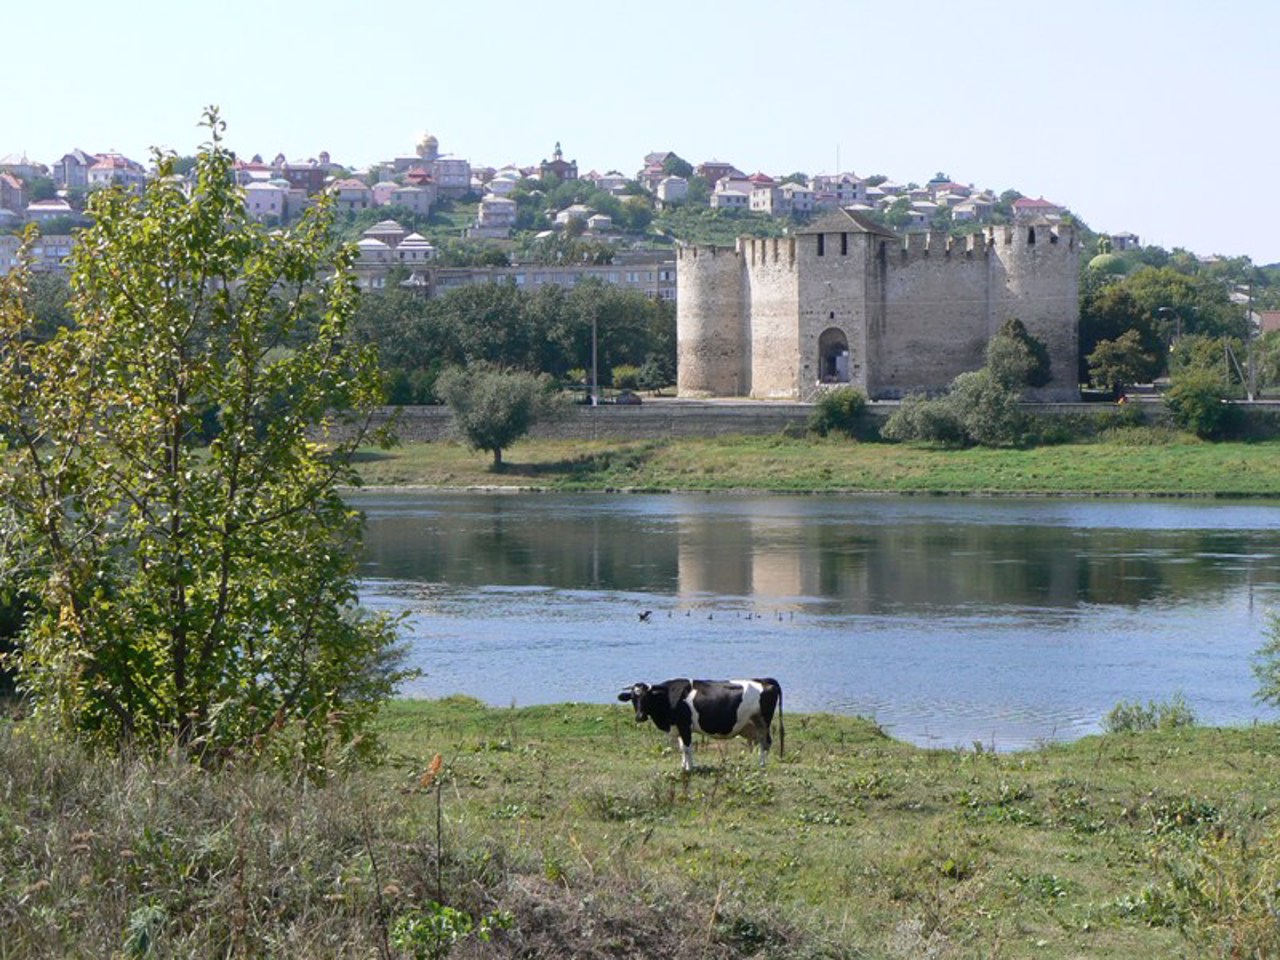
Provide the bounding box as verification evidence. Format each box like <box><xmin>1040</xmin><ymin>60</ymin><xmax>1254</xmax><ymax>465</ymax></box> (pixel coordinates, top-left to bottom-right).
<box><xmin>8</xmin><ymin>0</ymin><xmax>1280</xmax><ymax>263</ymax></box>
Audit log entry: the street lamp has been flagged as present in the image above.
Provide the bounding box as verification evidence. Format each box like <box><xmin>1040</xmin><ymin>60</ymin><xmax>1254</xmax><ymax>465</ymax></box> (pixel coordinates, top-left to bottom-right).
<box><xmin>1157</xmin><ymin>306</ymin><xmax>1180</xmax><ymax>346</ymax></box>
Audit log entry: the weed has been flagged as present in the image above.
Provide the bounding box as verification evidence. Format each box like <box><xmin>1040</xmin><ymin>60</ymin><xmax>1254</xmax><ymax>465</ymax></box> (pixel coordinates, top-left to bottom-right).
<box><xmin>1103</xmin><ymin>693</ymin><xmax>1198</xmax><ymax>734</ymax></box>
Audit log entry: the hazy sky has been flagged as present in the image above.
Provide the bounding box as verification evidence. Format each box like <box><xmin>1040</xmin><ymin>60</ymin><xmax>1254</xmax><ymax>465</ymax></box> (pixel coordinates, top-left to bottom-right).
<box><xmin>9</xmin><ymin>0</ymin><xmax>1279</xmax><ymax>263</ymax></box>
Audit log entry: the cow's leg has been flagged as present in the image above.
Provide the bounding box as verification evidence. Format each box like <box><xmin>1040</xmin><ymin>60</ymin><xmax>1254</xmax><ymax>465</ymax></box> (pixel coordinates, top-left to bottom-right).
<box><xmin>677</xmin><ymin>724</ymin><xmax>694</xmax><ymax>772</ymax></box>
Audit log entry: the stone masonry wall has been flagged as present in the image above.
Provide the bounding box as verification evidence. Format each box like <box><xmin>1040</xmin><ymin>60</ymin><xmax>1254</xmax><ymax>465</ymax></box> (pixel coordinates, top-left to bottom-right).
<box><xmin>875</xmin><ymin>231</ymin><xmax>992</xmax><ymax>398</ymax></box>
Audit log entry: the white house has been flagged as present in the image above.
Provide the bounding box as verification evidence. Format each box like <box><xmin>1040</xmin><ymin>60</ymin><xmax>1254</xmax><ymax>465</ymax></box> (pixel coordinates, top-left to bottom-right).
<box><xmin>25</xmin><ymin>198</ymin><xmax>75</xmax><ymax>223</ymax></box>
<box><xmin>432</xmin><ymin>155</ymin><xmax>471</xmax><ymax>198</ymax></box>
<box><xmin>554</xmin><ymin>203</ymin><xmax>593</xmax><ymax>226</ymax></box>
<box><xmin>656</xmin><ymin>176</ymin><xmax>688</xmax><ymax>207</ymax></box>
<box><xmin>391</xmin><ymin>184</ymin><xmax>434</xmax><ymax>215</ymax></box>
<box><xmin>471</xmin><ymin>194</ymin><xmax>517</xmax><ymax>237</ymax></box>
<box><xmin>87</xmin><ymin>153</ymin><xmax>146</xmax><ymax>191</ymax></box>
<box><xmin>244</xmin><ymin>181</ymin><xmax>287</xmax><ymax>221</ymax></box>
<box><xmin>328</xmin><ymin>178</ymin><xmax>373</xmax><ymax>213</ymax></box>
<box><xmin>710</xmin><ymin>177</ymin><xmax>752</xmax><ymax>210</ymax></box>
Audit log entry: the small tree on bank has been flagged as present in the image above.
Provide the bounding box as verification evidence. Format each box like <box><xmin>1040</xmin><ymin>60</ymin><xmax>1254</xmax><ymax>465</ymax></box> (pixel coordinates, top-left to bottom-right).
<box><xmin>0</xmin><ymin>110</ymin><xmax>407</xmax><ymax>766</ymax></box>
<box><xmin>437</xmin><ymin>364</ymin><xmax>562</xmax><ymax>468</ymax></box>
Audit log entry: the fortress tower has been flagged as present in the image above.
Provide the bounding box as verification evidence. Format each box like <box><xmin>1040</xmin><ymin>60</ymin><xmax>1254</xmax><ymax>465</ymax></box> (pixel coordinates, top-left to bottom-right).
<box><xmin>677</xmin><ymin>209</ymin><xmax>1080</xmax><ymax>402</ymax></box>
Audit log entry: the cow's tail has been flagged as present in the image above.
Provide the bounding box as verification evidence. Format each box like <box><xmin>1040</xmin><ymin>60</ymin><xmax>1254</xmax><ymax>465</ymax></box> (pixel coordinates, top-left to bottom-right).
<box><xmin>771</xmin><ymin>678</ymin><xmax>784</xmax><ymax>760</ymax></box>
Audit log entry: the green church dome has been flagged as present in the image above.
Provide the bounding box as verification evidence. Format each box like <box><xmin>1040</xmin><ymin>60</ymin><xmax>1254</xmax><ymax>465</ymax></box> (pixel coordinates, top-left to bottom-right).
<box><xmin>1088</xmin><ymin>252</ymin><xmax>1128</xmax><ymax>275</ymax></box>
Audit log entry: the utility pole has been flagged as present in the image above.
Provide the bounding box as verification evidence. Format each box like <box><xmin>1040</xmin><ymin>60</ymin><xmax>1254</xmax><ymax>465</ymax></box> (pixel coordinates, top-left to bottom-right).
<box><xmin>1246</xmin><ymin>279</ymin><xmax>1256</xmax><ymax>401</ymax></box>
<box><xmin>591</xmin><ymin>312</ymin><xmax>599</xmax><ymax>406</ymax></box>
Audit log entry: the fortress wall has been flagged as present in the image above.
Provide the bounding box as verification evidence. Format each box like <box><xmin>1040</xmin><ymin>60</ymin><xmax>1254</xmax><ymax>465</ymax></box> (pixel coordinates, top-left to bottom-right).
<box><xmin>742</xmin><ymin>236</ymin><xmax>802</xmax><ymax>398</ymax></box>
<box><xmin>676</xmin><ymin>245</ymin><xmax>747</xmax><ymax>397</ymax></box>
<box><xmin>795</xmin><ymin>229</ymin><xmax>874</xmax><ymax>394</ymax></box>
<box><xmin>993</xmin><ymin>224</ymin><xmax>1081</xmax><ymax>401</ymax></box>
<box><xmin>873</xmin><ymin>231</ymin><xmax>992</xmax><ymax>398</ymax></box>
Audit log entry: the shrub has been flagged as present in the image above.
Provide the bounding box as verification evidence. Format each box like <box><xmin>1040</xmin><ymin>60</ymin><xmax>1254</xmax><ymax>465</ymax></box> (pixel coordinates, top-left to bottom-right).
<box><xmin>1164</xmin><ymin>370</ymin><xmax>1241</xmax><ymax>440</ymax></box>
<box><xmin>881</xmin><ymin>371</ymin><xmax>1026</xmax><ymax>448</ymax></box>
<box><xmin>1252</xmin><ymin>610</ymin><xmax>1280</xmax><ymax>710</ymax></box>
<box><xmin>881</xmin><ymin>392</ymin><xmax>967</xmax><ymax>446</ymax></box>
<box><xmin>1102</xmin><ymin>693</ymin><xmax>1197</xmax><ymax>734</ymax></box>
<box><xmin>950</xmin><ymin>369</ymin><xmax>1027</xmax><ymax>447</ymax></box>
<box><xmin>611</xmin><ymin>364</ymin><xmax>641</xmax><ymax>390</ymax></box>
<box><xmin>807</xmin><ymin>387</ymin><xmax>869</xmax><ymax>438</ymax></box>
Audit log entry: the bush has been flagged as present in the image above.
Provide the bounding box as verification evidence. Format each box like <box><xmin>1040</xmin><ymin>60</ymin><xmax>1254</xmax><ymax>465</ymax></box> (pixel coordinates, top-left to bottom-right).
<box><xmin>807</xmin><ymin>387</ymin><xmax>868</xmax><ymax>438</ymax></box>
<box><xmin>881</xmin><ymin>371</ymin><xmax>1026</xmax><ymax>448</ymax></box>
<box><xmin>1252</xmin><ymin>610</ymin><xmax>1280</xmax><ymax>710</ymax></box>
<box><xmin>950</xmin><ymin>369</ymin><xmax>1027</xmax><ymax>447</ymax></box>
<box><xmin>881</xmin><ymin>392</ymin><xmax>967</xmax><ymax>446</ymax></box>
<box><xmin>611</xmin><ymin>364</ymin><xmax>641</xmax><ymax>390</ymax></box>
<box><xmin>1102</xmin><ymin>693</ymin><xmax>1197</xmax><ymax>734</ymax></box>
<box><xmin>1164</xmin><ymin>370</ymin><xmax>1241</xmax><ymax>440</ymax></box>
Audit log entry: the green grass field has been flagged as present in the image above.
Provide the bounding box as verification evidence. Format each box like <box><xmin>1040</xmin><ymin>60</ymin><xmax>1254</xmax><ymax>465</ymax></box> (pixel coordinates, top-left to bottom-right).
<box><xmin>372</xmin><ymin>698</ymin><xmax>1280</xmax><ymax>958</ymax></box>
<box><xmin>354</xmin><ymin>433</ymin><xmax>1280</xmax><ymax>498</ymax></box>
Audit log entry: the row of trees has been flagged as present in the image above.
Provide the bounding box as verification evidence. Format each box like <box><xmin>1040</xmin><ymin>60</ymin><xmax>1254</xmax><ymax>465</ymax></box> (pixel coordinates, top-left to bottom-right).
<box><xmin>353</xmin><ymin>275</ymin><xmax>676</xmax><ymax>404</ymax></box>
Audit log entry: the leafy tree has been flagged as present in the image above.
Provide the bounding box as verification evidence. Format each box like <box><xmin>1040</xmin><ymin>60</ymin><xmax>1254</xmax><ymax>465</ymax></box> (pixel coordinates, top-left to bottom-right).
<box><xmin>1254</xmin><ymin>330</ymin><xmax>1280</xmax><ymax>392</ymax></box>
<box><xmin>949</xmin><ymin>369</ymin><xmax>1027</xmax><ymax>446</ymax></box>
<box><xmin>437</xmin><ymin>364</ymin><xmax>561</xmax><ymax>467</ymax></box>
<box><xmin>987</xmin><ymin>318</ymin><xmax>1051</xmax><ymax>389</ymax></box>
<box><xmin>1170</xmin><ymin>334</ymin><xmax>1245</xmax><ymax>388</ymax></box>
<box><xmin>0</xmin><ymin>111</ymin><xmax>406</xmax><ymax>764</ymax></box>
<box><xmin>662</xmin><ymin>154</ymin><xmax>694</xmax><ymax>179</ymax></box>
<box><xmin>882</xmin><ymin>197</ymin><xmax>914</xmax><ymax>229</ymax></box>
<box><xmin>611</xmin><ymin>364</ymin><xmax>640</xmax><ymax>389</ymax></box>
<box><xmin>1078</xmin><ymin>282</ymin><xmax>1164</xmax><ymax>382</ymax></box>
<box><xmin>1164</xmin><ymin>367</ymin><xmax>1240</xmax><ymax>439</ymax></box>
<box><xmin>20</xmin><ymin>271</ymin><xmax>74</xmax><ymax>338</ymax></box>
<box><xmin>28</xmin><ymin>177</ymin><xmax>57</xmax><ymax>202</ymax></box>
<box><xmin>1087</xmin><ymin>330</ymin><xmax>1158</xmax><ymax>395</ymax></box>
<box><xmin>636</xmin><ymin>356</ymin><xmax>671</xmax><ymax>392</ymax></box>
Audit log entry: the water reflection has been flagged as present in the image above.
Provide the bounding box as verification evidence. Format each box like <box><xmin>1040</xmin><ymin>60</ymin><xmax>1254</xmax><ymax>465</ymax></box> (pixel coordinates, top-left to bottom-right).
<box><xmin>352</xmin><ymin>492</ymin><xmax>1280</xmax><ymax>748</ymax></box>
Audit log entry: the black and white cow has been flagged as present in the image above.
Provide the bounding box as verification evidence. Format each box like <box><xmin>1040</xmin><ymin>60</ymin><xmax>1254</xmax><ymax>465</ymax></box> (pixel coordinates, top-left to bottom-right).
<box><xmin>618</xmin><ymin>678</ymin><xmax>784</xmax><ymax>771</ymax></box>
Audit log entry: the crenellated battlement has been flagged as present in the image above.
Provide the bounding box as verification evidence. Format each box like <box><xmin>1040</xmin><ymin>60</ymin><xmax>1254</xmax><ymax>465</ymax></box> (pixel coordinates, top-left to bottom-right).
<box><xmin>985</xmin><ymin>221</ymin><xmax>1078</xmax><ymax>254</ymax></box>
<box><xmin>676</xmin><ymin>243</ymin><xmax>741</xmax><ymax>262</ymax></box>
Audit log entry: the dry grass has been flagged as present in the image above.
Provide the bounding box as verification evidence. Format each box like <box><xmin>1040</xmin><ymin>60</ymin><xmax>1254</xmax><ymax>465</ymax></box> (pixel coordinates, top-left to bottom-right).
<box><xmin>5</xmin><ymin>699</ymin><xmax>1280</xmax><ymax>958</ymax></box>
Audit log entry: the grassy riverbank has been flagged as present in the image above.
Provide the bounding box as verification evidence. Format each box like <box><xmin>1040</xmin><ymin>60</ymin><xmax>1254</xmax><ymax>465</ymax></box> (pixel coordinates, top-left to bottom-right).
<box><xmin>5</xmin><ymin>701</ymin><xmax>1278</xmax><ymax>958</ymax></box>
<box><xmin>354</xmin><ymin>433</ymin><xmax>1280</xmax><ymax>497</ymax></box>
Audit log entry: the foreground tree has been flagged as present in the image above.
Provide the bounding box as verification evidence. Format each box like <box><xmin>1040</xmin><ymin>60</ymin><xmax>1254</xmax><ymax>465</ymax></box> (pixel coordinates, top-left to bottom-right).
<box><xmin>0</xmin><ymin>111</ymin><xmax>406</xmax><ymax>766</ymax></box>
<box><xmin>437</xmin><ymin>364</ymin><xmax>562</xmax><ymax>468</ymax></box>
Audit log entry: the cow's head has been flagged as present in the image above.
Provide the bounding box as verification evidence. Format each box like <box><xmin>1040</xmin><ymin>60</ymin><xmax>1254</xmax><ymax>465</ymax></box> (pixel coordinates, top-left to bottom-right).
<box><xmin>618</xmin><ymin>682</ymin><xmax>655</xmax><ymax>722</ymax></box>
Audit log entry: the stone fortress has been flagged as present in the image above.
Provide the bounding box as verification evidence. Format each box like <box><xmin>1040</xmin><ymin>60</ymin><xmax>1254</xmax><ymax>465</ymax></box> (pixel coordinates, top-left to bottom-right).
<box><xmin>676</xmin><ymin>208</ymin><xmax>1081</xmax><ymax>402</ymax></box>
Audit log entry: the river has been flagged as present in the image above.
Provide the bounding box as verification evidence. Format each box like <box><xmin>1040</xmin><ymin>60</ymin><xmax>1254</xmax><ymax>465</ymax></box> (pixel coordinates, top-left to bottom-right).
<box><xmin>352</xmin><ymin>491</ymin><xmax>1280</xmax><ymax>749</ymax></box>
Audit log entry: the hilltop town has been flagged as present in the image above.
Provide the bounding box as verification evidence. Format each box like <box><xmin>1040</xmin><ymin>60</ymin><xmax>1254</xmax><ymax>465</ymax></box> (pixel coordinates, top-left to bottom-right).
<box><xmin>0</xmin><ymin>131</ymin><xmax>1129</xmax><ymax>302</ymax></box>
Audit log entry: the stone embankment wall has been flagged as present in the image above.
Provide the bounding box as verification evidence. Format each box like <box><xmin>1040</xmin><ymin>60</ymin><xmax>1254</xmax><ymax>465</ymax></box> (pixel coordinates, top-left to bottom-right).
<box><xmin>363</xmin><ymin>401</ymin><xmax>818</xmax><ymax>443</ymax></box>
<box><xmin>331</xmin><ymin>399</ymin><xmax>1280</xmax><ymax>445</ymax></box>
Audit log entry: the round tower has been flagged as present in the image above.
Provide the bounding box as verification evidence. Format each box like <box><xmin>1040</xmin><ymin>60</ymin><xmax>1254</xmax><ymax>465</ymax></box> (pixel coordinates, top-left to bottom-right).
<box><xmin>677</xmin><ymin>244</ymin><xmax>747</xmax><ymax>397</ymax></box>
<box><xmin>995</xmin><ymin>220</ymin><xmax>1080</xmax><ymax>401</ymax></box>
